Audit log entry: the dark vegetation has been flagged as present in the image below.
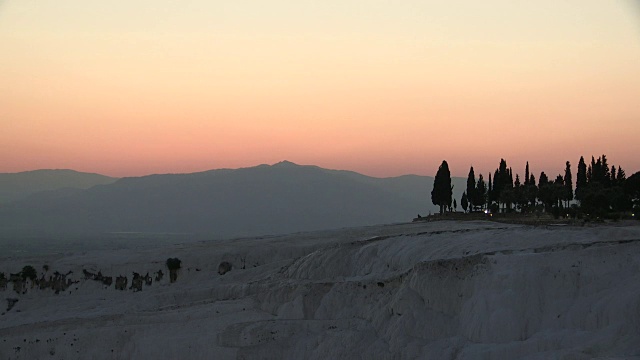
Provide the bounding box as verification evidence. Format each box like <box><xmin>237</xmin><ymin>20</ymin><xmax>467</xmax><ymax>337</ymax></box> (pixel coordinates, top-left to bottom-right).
<box><xmin>166</xmin><ymin>258</ymin><xmax>182</xmax><ymax>283</ymax></box>
<box><xmin>20</xmin><ymin>266</ymin><xmax>37</xmax><ymax>282</ymax></box>
<box><xmin>431</xmin><ymin>155</ymin><xmax>639</xmax><ymax>221</ymax></box>
<box><xmin>218</xmin><ymin>261</ymin><xmax>232</xmax><ymax>275</ymax></box>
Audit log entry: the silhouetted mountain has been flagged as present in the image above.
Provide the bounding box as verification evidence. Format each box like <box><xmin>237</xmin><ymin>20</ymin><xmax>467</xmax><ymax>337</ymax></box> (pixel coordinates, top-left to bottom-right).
<box><xmin>0</xmin><ymin>169</ymin><xmax>118</xmax><ymax>204</ymax></box>
<box><xmin>0</xmin><ymin>162</ymin><xmax>465</xmax><ymax>238</ymax></box>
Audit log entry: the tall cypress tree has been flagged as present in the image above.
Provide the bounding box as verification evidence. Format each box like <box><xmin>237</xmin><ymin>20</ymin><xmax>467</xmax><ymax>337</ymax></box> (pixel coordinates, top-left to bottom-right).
<box><xmin>576</xmin><ymin>156</ymin><xmax>587</xmax><ymax>201</ymax></box>
<box><xmin>466</xmin><ymin>166</ymin><xmax>477</xmax><ymax>211</ymax></box>
<box><xmin>588</xmin><ymin>156</ymin><xmax>596</xmax><ymax>184</ymax></box>
<box><xmin>476</xmin><ymin>174</ymin><xmax>487</xmax><ymax>210</ymax></box>
<box><xmin>431</xmin><ymin>160</ymin><xmax>453</xmax><ymax>214</ymax></box>
<box><xmin>601</xmin><ymin>155</ymin><xmax>610</xmax><ymax>186</ymax></box>
<box><xmin>527</xmin><ymin>174</ymin><xmax>537</xmax><ymax>209</ymax></box>
<box><xmin>564</xmin><ymin>161</ymin><xmax>573</xmax><ymax>207</ymax></box>
<box><xmin>493</xmin><ymin>159</ymin><xmax>510</xmax><ymax>211</ymax></box>
<box><xmin>488</xmin><ymin>172</ymin><xmax>494</xmax><ymax>206</ymax></box>
<box><xmin>524</xmin><ymin>162</ymin><xmax>530</xmax><ymax>186</ymax></box>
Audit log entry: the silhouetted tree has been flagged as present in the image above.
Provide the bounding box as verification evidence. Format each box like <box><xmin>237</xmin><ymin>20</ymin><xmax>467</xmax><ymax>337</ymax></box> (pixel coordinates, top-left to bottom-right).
<box><xmin>466</xmin><ymin>166</ymin><xmax>477</xmax><ymax>211</ymax></box>
<box><xmin>611</xmin><ymin>166</ymin><xmax>617</xmax><ymax>186</ymax></box>
<box><xmin>461</xmin><ymin>192</ymin><xmax>468</xmax><ymax>213</ymax></box>
<box><xmin>601</xmin><ymin>155</ymin><xmax>610</xmax><ymax>186</ymax></box>
<box><xmin>538</xmin><ymin>172</ymin><xmax>553</xmax><ymax>212</ymax></box>
<box><xmin>576</xmin><ymin>156</ymin><xmax>587</xmax><ymax>202</ymax></box>
<box><xmin>488</xmin><ymin>173</ymin><xmax>493</xmax><ymax>208</ymax></box>
<box><xmin>625</xmin><ymin>171</ymin><xmax>640</xmax><ymax>207</ymax></box>
<box><xmin>581</xmin><ymin>183</ymin><xmax>609</xmax><ymax>218</ymax></box>
<box><xmin>453</xmin><ymin>199</ymin><xmax>457</xmax><ymax>212</ymax></box>
<box><xmin>522</xmin><ymin>174</ymin><xmax>537</xmax><ymax>212</ymax></box>
<box><xmin>431</xmin><ymin>160</ymin><xmax>453</xmax><ymax>214</ymax></box>
<box><xmin>475</xmin><ymin>174</ymin><xmax>487</xmax><ymax>211</ymax></box>
<box><xmin>573</xmin><ymin>154</ymin><xmax>633</xmax><ymax>217</ymax></box>
<box><xmin>549</xmin><ymin>175</ymin><xmax>565</xmax><ymax>218</ymax></box>
<box><xmin>588</xmin><ymin>155</ymin><xmax>610</xmax><ymax>186</ymax></box>
<box><xmin>493</xmin><ymin>159</ymin><xmax>512</xmax><ymax>212</ymax></box>
<box><xmin>564</xmin><ymin>161</ymin><xmax>573</xmax><ymax>208</ymax></box>
<box><xmin>513</xmin><ymin>174</ymin><xmax>525</xmax><ymax>211</ymax></box>
<box><xmin>587</xmin><ymin>156</ymin><xmax>594</xmax><ymax>184</ymax></box>
<box><xmin>21</xmin><ymin>265</ymin><xmax>37</xmax><ymax>282</ymax></box>
<box><xmin>166</xmin><ymin>258</ymin><xmax>182</xmax><ymax>283</ymax></box>
<box><xmin>524</xmin><ymin>162</ymin><xmax>530</xmax><ymax>186</ymax></box>
<box><xmin>617</xmin><ymin>167</ymin><xmax>626</xmax><ymax>183</ymax></box>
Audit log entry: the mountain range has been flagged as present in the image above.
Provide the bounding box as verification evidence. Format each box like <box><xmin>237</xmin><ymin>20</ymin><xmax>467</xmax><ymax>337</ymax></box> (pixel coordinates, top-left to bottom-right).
<box><xmin>0</xmin><ymin>169</ymin><xmax>117</xmax><ymax>204</ymax></box>
<box><xmin>0</xmin><ymin>162</ymin><xmax>465</xmax><ymax>238</ymax></box>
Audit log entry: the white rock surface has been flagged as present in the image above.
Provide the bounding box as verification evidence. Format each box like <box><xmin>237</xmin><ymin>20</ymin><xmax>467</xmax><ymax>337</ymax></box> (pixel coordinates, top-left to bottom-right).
<box><xmin>1</xmin><ymin>220</ymin><xmax>640</xmax><ymax>359</ymax></box>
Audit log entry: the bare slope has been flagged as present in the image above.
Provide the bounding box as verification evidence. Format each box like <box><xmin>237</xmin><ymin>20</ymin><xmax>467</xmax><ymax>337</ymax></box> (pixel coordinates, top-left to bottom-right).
<box><xmin>1</xmin><ymin>221</ymin><xmax>639</xmax><ymax>359</ymax></box>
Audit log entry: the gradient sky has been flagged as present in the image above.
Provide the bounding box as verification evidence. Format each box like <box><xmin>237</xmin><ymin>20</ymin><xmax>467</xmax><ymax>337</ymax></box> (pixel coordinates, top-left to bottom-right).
<box><xmin>1</xmin><ymin>1</ymin><xmax>639</xmax><ymax>178</ymax></box>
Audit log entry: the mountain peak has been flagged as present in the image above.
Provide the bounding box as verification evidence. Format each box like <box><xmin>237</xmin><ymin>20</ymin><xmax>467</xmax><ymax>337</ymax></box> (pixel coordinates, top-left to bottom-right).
<box><xmin>273</xmin><ymin>160</ymin><xmax>298</xmax><ymax>167</ymax></box>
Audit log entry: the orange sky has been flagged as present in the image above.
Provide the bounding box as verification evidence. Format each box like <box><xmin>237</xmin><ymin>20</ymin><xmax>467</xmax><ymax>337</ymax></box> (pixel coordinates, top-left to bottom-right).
<box><xmin>1</xmin><ymin>1</ymin><xmax>639</xmax><ymax>178</ymax></box>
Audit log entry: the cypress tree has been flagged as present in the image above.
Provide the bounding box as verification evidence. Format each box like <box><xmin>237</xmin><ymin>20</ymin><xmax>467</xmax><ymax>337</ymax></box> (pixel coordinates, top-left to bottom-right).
<box><xmin>527</xmin><ymin>174</ymin><xmax>537</xmax><ymax>210</ymax></box>
<box><xmin>476</xmin><ymin>174</ymin><xmax>487</xmax><ymax>210</ymax></box>
<box><xmin>588</xmin><ymin>156</ymin><xmax>595</xmax><ymax>184</ymax></box>
<box><xmin>461</xmin><ymin>192</ymin><xmax>469</xmax><ymax>213</ymax></box>
<box><xmin>601</xmin><ymin>155</ymin><xmax>610</xmax><ymax>186</ymax></box>
<box><xmin>431</xmin><ymin>160</ymin><xmax>453</xmax><ymax>214</ymax></box>
<box><xmin>539</xmin><ymin>172</ymin><xmax>549</xmax><ymax>186</ymax></box>
<box><xmin>576</xmin><ymin>156</ymin><xmax>587</xmax><ymax>201</ymax></box>
<box><xmin>514</xmin><ymin>174</ymin><xmax>524</xmax><ymax>211</ymax></box>
<box><xmin>524</xmin><ymin>162</ymin><xmax>530</xmax><ymax>186</ymax></box>
<box><xmin>538</xmin><ymin>172</ymin><xmax>551</xmax><ymax>211</ymax></box>
<box><xmin>493</xmin><ymin>159</ymin><xmax>510</xmax><ymax>212</ymax></box>
<box><xmin>488</xmin><ymin>173</ymin><xmax>493</xmax><ymax>207</ymax></box>
<box><xmin>554</xmin><ymin>174</ymin><xmax>565</xmax><ymax>211</ymax></box>
<box><xmin>564</xmin><ymin>161</ymin><xmax>573</xmax><ymax>207</ymax></box>
<box><xmin>466</xmin><ymin>166</ymin><xmax>477</xmax><ymax>211</ymax></box>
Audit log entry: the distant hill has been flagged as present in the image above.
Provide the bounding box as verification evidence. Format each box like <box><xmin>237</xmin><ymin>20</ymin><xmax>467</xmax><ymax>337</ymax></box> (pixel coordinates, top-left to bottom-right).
<box><xmin>0</xmin><ymin>169</ymin><xmax>118</xmax><ymax>204</ymax></box>
<box><xmin>0</xmin><ymin>162</ymin><xmax>465</xmax><ymax>238</ymax></box>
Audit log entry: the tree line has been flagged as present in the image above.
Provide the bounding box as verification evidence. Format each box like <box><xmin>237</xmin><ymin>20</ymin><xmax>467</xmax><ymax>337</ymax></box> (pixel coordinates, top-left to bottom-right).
<box><xmin>431</xmin><ymin>155</ymin><xmax>640</xmax><ymax>219</ymax></box>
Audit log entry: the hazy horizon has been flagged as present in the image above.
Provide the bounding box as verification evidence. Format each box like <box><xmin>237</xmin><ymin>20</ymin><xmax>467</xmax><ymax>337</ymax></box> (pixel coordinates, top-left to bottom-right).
<box><xmin>2</xmin><ymin>1</ymin><xmax>639</xmax><ymax>178</ymax></box>
<box><xmin>1</xmin><ymin>157</ymin><xmax>636</xmax><ymax>183</ymax></box>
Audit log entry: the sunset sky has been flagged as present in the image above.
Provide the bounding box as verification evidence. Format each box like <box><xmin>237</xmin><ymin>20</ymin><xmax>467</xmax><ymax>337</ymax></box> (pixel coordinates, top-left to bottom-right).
<box><xmin>1</xmin><ymin>1</ymin><xmax>639</xmax><ymax>178</ymax></box>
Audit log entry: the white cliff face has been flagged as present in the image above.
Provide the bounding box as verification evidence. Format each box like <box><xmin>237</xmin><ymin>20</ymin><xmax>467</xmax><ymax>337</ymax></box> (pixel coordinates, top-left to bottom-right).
<box><xmin>1</xmin><ymin>221</ymin><xmax>640</xmax><ymax>359</ymax></box>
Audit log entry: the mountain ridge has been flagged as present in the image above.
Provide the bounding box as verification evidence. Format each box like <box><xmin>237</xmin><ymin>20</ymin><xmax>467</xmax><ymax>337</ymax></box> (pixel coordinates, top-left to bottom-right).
<box><xmin>0</xmin><ymin>169</ymin><xmax>118</xmax><ymax>204</ymax></box>
<box><xmin>0</xmin><ymin>162</ymin><xmax>465</xmax><ymax>238</ymax></box>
